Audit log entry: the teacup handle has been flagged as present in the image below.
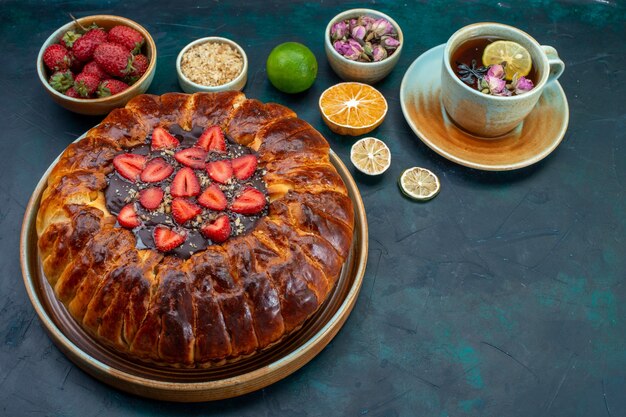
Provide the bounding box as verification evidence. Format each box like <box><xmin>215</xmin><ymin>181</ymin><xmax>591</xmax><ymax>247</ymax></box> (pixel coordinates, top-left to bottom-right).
<box><xmin>541</xmin><ymin>45</ymin><xmax>564</xmax><ymax>82</ymax></box>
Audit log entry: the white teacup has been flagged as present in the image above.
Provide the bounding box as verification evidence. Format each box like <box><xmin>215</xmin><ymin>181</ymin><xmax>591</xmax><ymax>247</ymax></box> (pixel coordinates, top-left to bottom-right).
<box><xmin>441</xmin><ymin>23</ymin><xmax>564</xmax><ymax>138</ymax></box>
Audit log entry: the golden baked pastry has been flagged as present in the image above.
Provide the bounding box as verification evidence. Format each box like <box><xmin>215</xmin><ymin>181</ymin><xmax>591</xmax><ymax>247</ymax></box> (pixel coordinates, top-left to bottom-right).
<box><xmin>36</xmin><ymin>92</ymin><xmax>354</xmax><ymax>367</ymax></box>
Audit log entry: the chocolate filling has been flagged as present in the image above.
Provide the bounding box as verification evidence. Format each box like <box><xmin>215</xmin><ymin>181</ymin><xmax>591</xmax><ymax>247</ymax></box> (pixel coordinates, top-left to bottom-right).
<box><xmin>105</xmin><ymin>124</ymin><xmax>268</xmax><ymax>258</ymax></box>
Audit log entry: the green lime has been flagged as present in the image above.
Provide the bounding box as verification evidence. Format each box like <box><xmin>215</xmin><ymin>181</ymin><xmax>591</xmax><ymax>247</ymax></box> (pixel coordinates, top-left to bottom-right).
<box><xmin>266</xmin><ymin>42</ymin><xmax>318</xmax><ymax>94</ymax></box>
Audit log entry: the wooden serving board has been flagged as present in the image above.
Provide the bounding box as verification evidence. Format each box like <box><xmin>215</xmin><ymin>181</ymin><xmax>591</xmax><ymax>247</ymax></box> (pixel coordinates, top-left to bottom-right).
<box><xmin>20</xmin><ymin>134</ymin><xmax>368</xmax><ymax>402</ymax></box>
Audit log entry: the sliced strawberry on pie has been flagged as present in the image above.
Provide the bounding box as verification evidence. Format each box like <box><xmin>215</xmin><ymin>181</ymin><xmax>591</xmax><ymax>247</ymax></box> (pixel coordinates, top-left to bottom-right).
<box><xmin>206</xmin><ymin>159</ymin><xmax>233</xmax><ymax>184</ymax></box>
<box><xmin>170</xmin><ymin>167</ymin><xmax>201</xmax><ymax>197</ymax></box>
<box><xmin>140</xmin><ymin>157</ymin><xmax>174</xmax><ymax>183</ymax></box>
<box><xmin>117</xmin><ymin>204</ymin><xmax>140</xmax><ymax>228</ymax></box>
<box><xmin>153</xmin><ymin>226</ymin><xmax>186</xmax><ymax>252</ymax></box>
<box><xmin>175</xmin><ymin>147</ymin><xmax>207</xmax><ymax>169</ymax></box>
<box><xmin>151</xmin><ymin>126</ymin><xmax>180</xmax><ymax>151</ymax></box>
<box><xmin>197</xmin><ymin>184</ymin><xmax>227</xmax><ymax>211</ymax></box>
<box><xmin>200</xmin><ymin>214</ymin><xmax>231</xmax><ymax>243</ymax></box>
<box><xmin>197</xmin><ymin>125</ymin><xmax>226</xmax><ymax>152</ymax></box>
<box><xmin>171</xmin><ymin>198</ymin><xmax>202</xmax><ymax>225</ymax></box>
<box><xmin>113</xmin><ymin>153</ymin><xmax>146</xmax><ymax>181</ymax></box>
<box><xmin>232</xmin><ymin>154</ymin><xmax>258</xmax><ymax>181</ymax></box>
<box><xmin>139</xmin><ymin>187</ymin><xmax>164</xmax><ymax>210</ymax></box>
<box><xmin>230</xmin><ymin>187</ymin><xmax>266</xmax><ymax>215</ymax></box>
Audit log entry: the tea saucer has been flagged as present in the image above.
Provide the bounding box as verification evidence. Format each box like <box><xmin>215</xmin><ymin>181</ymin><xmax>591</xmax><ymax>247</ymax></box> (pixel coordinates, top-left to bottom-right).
<box><xmin>399</xmin><ymin>44</ymin><xmax>569</xmax><ymax>171</ymax></box>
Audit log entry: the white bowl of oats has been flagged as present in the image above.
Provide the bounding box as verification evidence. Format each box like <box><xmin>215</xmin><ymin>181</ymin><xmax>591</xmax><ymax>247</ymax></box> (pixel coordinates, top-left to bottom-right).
<box><xmin>176</xmin><ymin>37</ymin><xmax>248</xmax><ymax>93</ymax></box>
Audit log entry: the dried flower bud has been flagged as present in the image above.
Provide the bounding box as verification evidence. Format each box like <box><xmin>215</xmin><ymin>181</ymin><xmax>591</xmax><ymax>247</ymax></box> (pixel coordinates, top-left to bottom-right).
<box><xmin>372</xmin><ymin>45</ymin><xmax>388</xmax><ymax>61</ymax></box>
<box><xmin>344</xmin><ymin>39</ymin><xmax>364</xmax><ymax>60</ymax></box>
<box><xmin>331</xmin><ymin>21</ymin><xmax>348</xmax><ymax>41</ymax></box>
<box><xmin>511</xmin><ymin>73</ymin><xmax>534</xmax><ymax>94</ymax></box>
<box><xmin>483</xmin><ymin>74</ymin><xmax>508</xmax><ymax>95</ymax></box>
<box><xmin>381</xmin><ymin>35</ymin><xmax>401</xmax><ymax>50</ymax></box>
<box><xmin>487</xmin><ymin>64</ymin><xmax>505</xmax><ymax>80</ymax></box>
<box><xmin>363</xmin><ymin>42</ymin><xmax>373</xmax><ymax>57</ymax></box>
<box><xmin>360</xmin><ymin>42</ymin><xmax>373</xmax><ymax>61</ymax></box>
<box><xmin>360</xmin><ymin>16</ymin><xmax>376</xmax><ymax>31</ymax></box>
<box><xmin>371</xmin><ymin>18</ymin><xmax>395</xmax><ymax>37</ymax></box>
<box><xmin>499</xmin><ymin>88</ymin><xmax>512</xmax><ymax>96</ymax></box>
<box><xmin>334</xmin><ymin>40</ymin><xmax>348</xmax><ymax>55</ymax></box>
<box><xmin>351</xmin><ymin>25</ymin><xmax>367</xmax><ymax>41</ymax></box>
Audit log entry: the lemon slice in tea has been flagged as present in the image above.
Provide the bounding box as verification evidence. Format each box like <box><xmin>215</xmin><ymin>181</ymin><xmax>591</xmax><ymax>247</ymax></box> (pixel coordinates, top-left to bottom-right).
<box><xmin>319</xmin><ymin>82</ymin><xmax>388</xmax><ymax>136</ymax></box>
<box><xmin>398</xmin><ymin>167</ymin><xmax>440</xmax><ymax>201</ymax></box>
<box><xmin>350</xmin><ymin>137</ymin><xmax>391</xmax><ymax>175</ymax></box>
<box><xmin>482</xmin><ymin>40</ymin><xmax>532</xmax><ymax>80</ymax></box>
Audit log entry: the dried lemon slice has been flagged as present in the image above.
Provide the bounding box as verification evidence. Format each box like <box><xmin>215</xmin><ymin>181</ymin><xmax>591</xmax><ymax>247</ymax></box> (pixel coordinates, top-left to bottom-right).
<box><xmin>482</xmin><ymin>40</ymin><xmax>532</xmax><ymax>80</ymax></box>
<box><xmin>319</xmin><ymin>82</ymin><xmax>388</xmax><ymax>136</ymax></box>
<box><xmin>350</xmin><ymin>137</ymin><xmax>391</xmax><ymax>175</ymax></box>
<box><xmin>398</xmin><ymin>167</ymin><xmax>440</xmax><ymax>201</ymax></box>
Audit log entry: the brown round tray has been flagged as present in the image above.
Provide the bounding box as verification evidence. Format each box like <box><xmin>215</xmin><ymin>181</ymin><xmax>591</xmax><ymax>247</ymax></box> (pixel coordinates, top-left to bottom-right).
<box><xmin>20</xmin><ymin>134</ymin><xmax>368</xmax><ymax>402</ymax></box>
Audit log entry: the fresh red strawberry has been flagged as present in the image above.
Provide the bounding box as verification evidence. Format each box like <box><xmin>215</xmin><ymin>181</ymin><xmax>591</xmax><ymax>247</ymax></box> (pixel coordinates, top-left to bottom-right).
<box><xmin>107</xmin><ymin>25</ymin><xmax>145</xmax><ymax>54</ymax></box>
<box><xmin>126</xmin><ymin>53</ymin><xmax>148</xmax><ymax>83</ymax></box>
<box><xmin>48</xmin><ymin>70</ymin><xmax>74</xmax><ymax>93</ymax></box>
<box><xmin>171</xmin><ymin>198</ymin><xmax>202</xmax><ymax>225</ymax></box>
<box><xmin>93</xmin><ymin>42</ymin><xmax>134</xmax><ymax>77</ymax></box>
<box><xmin>65</xmin><ymin>87</ymin><xmax>80</xmax><ymax>98</ymax></box>
<box><xmin>71</xmin><ymin>28</ymin><xmax>107</xmax><ymax>62</ymax></box>
<box><xmin>197</xmin><ymin>184</ymin><xmax>227</xmax><ymax>211</ymax></box>
<box><xmin>68</xmin><ymin>51</ymin><xmax>84</xmax><ymax>73</ymax></box>
<box><xmin>82</xmin><ymin>60</ymin><xmax>107</xmax><ymax>80</ymax></box>
<box><xmin>230</xmin><ymin>187</ymin><xmax>266</xmax><ymax>215</ymax></box>
<box><xmin>171</xmin><ymin>167</ymin><xmax>200</xmax><ymax>197</ymax></box>
<box><xmin>139</xmin><ymin>187</ymin><xmax>164</xmax><ymax>210</ymax></box>
<box><xmin>117</xmin><ymin>204</ymin><xmax>140</xmax><ymax>228</ymax></box>
<box><xmin>175</xmin><ymin>147</ymin><xmax>207</xmax><ymax>169</ymax></box>
<box><xmin>88</xmin><ymin>27</ymin><xmax>108</xmax><ymax>41</ymax></box>
<box><xmin>232</xmin><ymin>154</ymin><xmax>258</xmax><ymax>181</ymax></box>
<box><xmin>43</xmin><ymin>43</ymin><xmax>72</xmax><ymax>71</ymax></box>
<box><xmin>97</xmin><ymin>79</ymin><xmax>129</xmax><ymax>97</ymax></box>
<box><xmin>200</xmin><ymin>215</ymin><xmax>231</xmax><ymax>243</ymax></box>
<box><xmin>206</xmin><ymin>159</ymin><xmax>233</xmax><ymax>184</ymax></box>
<box><xmin>197</xmin><ymin>125</ymin><xmax>226</xmax><ymax>152</ymax></box>
<box><xmin>153</xmin><ymin>226</ymin><xmax>185</xmax><ymax>252</ymax></box>
<box><xmin>151</xmin><ymin>127</ymin><xmax>180</xmax><ymax>151</ymax></box>
<box><xmin>73</xmin><ymin>72</ymin><xmax>100</xmax><ymax>97</ymax></box>
<box><xmin>113</xmin><ymin>153</ymin><xmax>146</xmax><ymax>181</ymax></box>
<box><xmin>140</xmin><ymin>157</ymin><xmax>173</xmax><ymax>183</ymax></box>
<box><xmin>61</xmin><ymin>30</ymin><xmax>81</xmax><ymax>48</ymax></box>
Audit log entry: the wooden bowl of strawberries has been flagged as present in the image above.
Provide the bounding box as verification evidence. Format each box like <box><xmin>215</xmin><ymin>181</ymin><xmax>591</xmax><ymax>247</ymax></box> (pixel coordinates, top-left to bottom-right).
<box><xmin>37</xmin><ymin>15</ymin><xmax>157</xmax><ymax>115</ymax></box>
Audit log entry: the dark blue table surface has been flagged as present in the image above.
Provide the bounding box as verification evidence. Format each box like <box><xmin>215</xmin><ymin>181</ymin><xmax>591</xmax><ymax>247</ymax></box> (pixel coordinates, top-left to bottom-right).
<box><xmin>1</xmin><ymin>1</ymin><xmax>625</xmax><ymax>416</ymax></box>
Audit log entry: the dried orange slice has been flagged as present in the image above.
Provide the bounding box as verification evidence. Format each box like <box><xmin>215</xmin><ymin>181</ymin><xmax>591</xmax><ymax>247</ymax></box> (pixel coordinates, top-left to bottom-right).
<box><xmin>319</xmin><ymin>82</ymin><xmax>388</xmax><ymax>136</ymax></box>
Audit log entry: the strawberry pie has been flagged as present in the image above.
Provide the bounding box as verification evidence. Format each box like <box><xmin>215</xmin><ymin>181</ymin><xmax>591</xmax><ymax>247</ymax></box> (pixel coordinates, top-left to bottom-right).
<box><xmin>36</xmin><ymin>92</ymin><xmax>354</xmax><ymax>367</ymax></box>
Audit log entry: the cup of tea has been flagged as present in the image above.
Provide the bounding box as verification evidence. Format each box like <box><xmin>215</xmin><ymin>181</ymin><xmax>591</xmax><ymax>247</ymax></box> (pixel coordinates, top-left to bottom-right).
<box><xmin>441</xmin><ymin>22</ymin><xmax>564</xmax><ymax>138</ymax></box>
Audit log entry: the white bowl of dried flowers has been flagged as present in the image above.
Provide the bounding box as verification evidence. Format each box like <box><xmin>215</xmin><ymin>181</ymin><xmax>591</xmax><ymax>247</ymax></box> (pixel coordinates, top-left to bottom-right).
<box><xmin>325</xmin><ymin>9</ymin><xmax>403</xmax><ymax>84</ymax></box>
<box><xmin>176</xmin><ymin>36</ymin><xmax>248</xmax><ymax>93</ymax></box>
